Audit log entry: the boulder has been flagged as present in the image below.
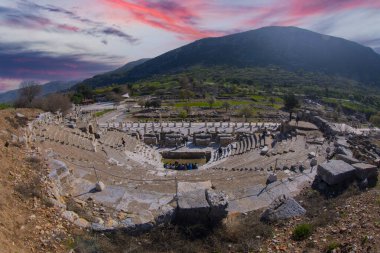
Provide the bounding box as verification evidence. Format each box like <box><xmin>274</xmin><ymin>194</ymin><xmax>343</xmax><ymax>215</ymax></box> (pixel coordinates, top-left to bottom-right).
<box><xmin>61</xmin><ymin>211</ymin><xmax>79</xmax><ymax>223</ymax></box>
<box><xmin>74</xmin><ymin>218</ymin><xmax>90</xmax><ymax>228</ymax></box>
<box><xmin>95</xmin><ymin>181</ymin><xmax>106</xmax><ymax>191</ymax></box>
<box><xmin>16</xmin><ymin>113</ymin><xmax>25</xmax><ymax>118</ymax></box>
<box><xmin>335</xmin><ymin>154</ymin><xmax>360</xmax><ymax>165</ymax></box>
<box><xmin>261</xmin><ymin>195</ymin><xmax>306</xmax><ymax>222</ymax></box>
<box><xmin>266</xmin><ymin>174</ymin><xmax>277</xmax><ymax>184</ymax></box>
<box><xmin>317</xmin><ymin>160</ymin><xmax>356</xmax><ymax>185</ymax></box>
<box><xmin>155</xmin><ymin>204</ymin><xmax>176</xmax><ymax>225</ymax></box>
<box><xmin>206</xmin><ymin>189</ymin><xmax>228</xmax><ymax>221</ymax></box>
<box><xmin>260</xmin><ymin>146</ymin><xmax>269</xmax><ymax>155</ymax></box>
<box><xmin>335</xmin><ymin>147</ymin><xmax>353</xmax><ymax>157</ymax></box>
<box><xmin>308</xmin><ymin>152</ymin><xmax>316</xmax><ymax>158</ymax></box>
<box><xmin>310</xmin><ymin>159</ymin><xmax>318</xmax><ymax>167</ymax></box>
<box><xmin>352</xmin><ymin>163</ymin><xmax>378</xmax><ymax>180</ymax></box>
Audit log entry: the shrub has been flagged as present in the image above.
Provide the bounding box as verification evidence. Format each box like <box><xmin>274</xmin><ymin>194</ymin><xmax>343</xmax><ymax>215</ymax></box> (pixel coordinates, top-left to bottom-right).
<box><xmin>326</xmin><ymin>241</ymin><xmax>340</xmax><ymax>252</ymax></box>
<box><xmin>292</xmin><ymin>223</ymin><xmax>313</xmax><ymax>241</ymax></box>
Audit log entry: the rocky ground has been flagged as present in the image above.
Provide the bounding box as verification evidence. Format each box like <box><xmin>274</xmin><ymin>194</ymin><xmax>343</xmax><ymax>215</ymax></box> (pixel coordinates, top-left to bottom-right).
<box><xmin>0</xmin><ymin>109</ymin><xmax>77</xmax><ymax>253</ymax></box>
<box><xmin>261</xmin><ymin>182</ymin><xmax>380</xmax><ymax>253</ymax></box>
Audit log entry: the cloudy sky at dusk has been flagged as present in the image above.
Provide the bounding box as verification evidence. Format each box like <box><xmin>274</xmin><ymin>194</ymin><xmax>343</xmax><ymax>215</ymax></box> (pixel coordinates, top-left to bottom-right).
<box><xmin>1</xmin><ymin>0</ymin><xmax>380</xmax><ymax>92</ymax></box>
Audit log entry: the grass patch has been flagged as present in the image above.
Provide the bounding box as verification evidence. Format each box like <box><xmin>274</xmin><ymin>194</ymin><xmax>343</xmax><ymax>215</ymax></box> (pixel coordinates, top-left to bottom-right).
<box><xmin>292</xmin><ymin>223</ymin><xmax>313</xmax><ymax>241</ymax></box>
<box><xmin>326</xmin><ymin>241</ymin><xmax>341</xmax><ymax>252</ymax></box>
<box><xmin>174</xmin><ymin>99</ymin><xmax>251</xmax><ymax>108</ymax></box>
<box><xmin>95</xmin><ymin>109</ymin><xmax>115</xmax><ymax>117</ymax></box>
<box><xmin>0</xmin><ymin>103</ymin><xmax>12</xmax><ymax>110</ymax></box>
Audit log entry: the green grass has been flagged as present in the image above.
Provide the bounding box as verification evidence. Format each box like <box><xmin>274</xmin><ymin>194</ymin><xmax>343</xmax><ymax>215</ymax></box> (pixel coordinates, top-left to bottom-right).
<box><xmin>326</xmin><ymin>242</ymin><xmax>341</xmax><ymax>252</ymax></box>
<box><xmin>322</xmin><ymin>97</ymin><xmax>377</xmax><ymax>114</ymax></box>
<box><xmin>95</xmin><ymin>109</ymin><xmax>115</xmax><ymax>117</ymax></box>
<box><xmin>94</xmin><ymin>86</ymin><xmax>117</xmax><ymax>95</ymax></box>
<box><xmin>292</xmin><ymin>223</ymin><xmax>313</xmax><ymax>241</ymax></box>
<box><xmin>173</xmin><ymin>99</ymin><xmax>251</xmax><ymax>108</ymax></box>
<box><xmin>0</xmin><ymin>103</ymin><xmax>12</xmax><ymax>110</ymax></box>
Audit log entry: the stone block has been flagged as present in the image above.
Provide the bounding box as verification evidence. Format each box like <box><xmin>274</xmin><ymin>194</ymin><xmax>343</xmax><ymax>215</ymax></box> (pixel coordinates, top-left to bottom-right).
<box><xmin>335</xmin><ymin>154</ymin><xmax>359</xmax><ymax>164</ymax></box>
<box><xmin>206</xmin><ymin>189</ymin><xmax>228</xmax><ymax>221</ymax></box>
<box><xmin>335</xmin><ymin>146</ymin><xmax>353</xmax><ymax>157</ymax></box>
<box><xmin>261</xmin><ymin>195</ymin><xmax>306</xmax><ymax>222</ymax></box>
<box><xmin>317</xmin><ymin>160</ymin><xmax>356</xmax><ymax>185</ymax></box>
<box><xmin>352</xmin><ymin>163</ymin><xmax>378</xmax><ymax>180</ymax></box>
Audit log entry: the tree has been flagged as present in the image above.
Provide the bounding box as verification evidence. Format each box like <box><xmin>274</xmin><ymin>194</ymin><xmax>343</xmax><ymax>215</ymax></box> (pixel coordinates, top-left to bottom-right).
<box><xmin>179</xmin><ymin>89</ymin><xmax>195</xmax><ymax>101</ymax></box>
<box><xmin>221</xmin><ymin>101</ymin><xmax>231</xmax><ymax>112</ymax></box>
<box><xmin>137</xmin><ymin>98</ymin><xmax>146</xmax><ymax>108</ymax></box>
<box><xmin>370</xmin><ymin>112</ymin><xmax>380</xmax><ymax>127</ymax></box>
<box><xmin>145</xmin><ymin>99</ymin><xmax>161</xmax><ymax>108</ymax></box>
<box><xmin>183</xmin><ymin>104</ymin><xmax>192</xmax><ymax>115</ymax></box>
<box><xmin>16</xmin><ymin>81</ymin><xmax>41</xmax><ymax>107</ymax></box>
<box><xmin>238</xmin><ymin>104</ymin><xmax>253</xmax><ymax>118</ymax></box>
<box><xmin>207</xmin><ymin>96</ymin><xmax>216</xmax><ymax>108</ymax></box>
<box><xmin>76</xmin><ymin>84</ymin><xmax>93</xmax><ymax>99</ymax></box>
<box><xmin>179</xmin><ymin>110</ymin><xmax>188</xmax><ymax>120</ymax></box>
<box><xmin>42</xmin><ymin>94</ymin><xmax>72</xmax><ymax>115</ymax></box>
<box><xmin>283</xmin><ymin>94</ymin><xmax>299</xmax><ymax>121</ymax></box>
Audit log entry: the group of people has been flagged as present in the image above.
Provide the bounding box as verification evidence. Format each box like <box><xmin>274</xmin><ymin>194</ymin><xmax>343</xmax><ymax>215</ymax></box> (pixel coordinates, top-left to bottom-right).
<box><xmin>164</xmin><ymin>162</ymin><xmax>199</xmax><ymax>170</ymax></box>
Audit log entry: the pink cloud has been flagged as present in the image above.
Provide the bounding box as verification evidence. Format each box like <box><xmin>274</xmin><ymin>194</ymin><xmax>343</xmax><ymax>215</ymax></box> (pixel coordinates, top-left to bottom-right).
<box><xmin>243</xmin><ymin>0</ymin><xmax>380</xmax><ymax>28</ymax></box>
<box><xmin>102</xmin><ymin>0</ymin><xmax>223</xmax><ymax>39</ymax></box>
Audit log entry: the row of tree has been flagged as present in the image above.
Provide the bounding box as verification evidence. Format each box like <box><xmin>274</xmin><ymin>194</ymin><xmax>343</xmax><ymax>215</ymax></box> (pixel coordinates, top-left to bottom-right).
<box><xmin>14</xmin><ymin>81</ymin><xmax>72</xmax><ymax>114</ymax></box>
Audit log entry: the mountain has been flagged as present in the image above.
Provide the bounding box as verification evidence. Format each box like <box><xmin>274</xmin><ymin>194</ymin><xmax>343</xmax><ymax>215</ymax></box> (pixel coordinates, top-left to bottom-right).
<box><xmin>79</xmin><ymin>58</ymin><xmax>151</xmax><ymax>88</ymax></box>
<box><xmin>0</xmin><ymin>80</ymin><xmax>78</xmax><ymax>103</ymax></box>
<box><xmin>79</xmin><ymin>26</ymin><xmax>380</xmax><ymax>88</ymax></box>
<box><xmin>110</xmin><ymin>58</ymin><xmax>151</xmax><ymax>74</ymax></box>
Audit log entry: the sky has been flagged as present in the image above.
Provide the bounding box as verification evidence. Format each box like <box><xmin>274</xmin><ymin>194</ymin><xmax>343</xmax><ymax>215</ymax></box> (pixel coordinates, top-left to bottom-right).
<box><xmin>1</xmin><ymin>0</ymin><xmax>380</xmax><ymax>93</ymax></box>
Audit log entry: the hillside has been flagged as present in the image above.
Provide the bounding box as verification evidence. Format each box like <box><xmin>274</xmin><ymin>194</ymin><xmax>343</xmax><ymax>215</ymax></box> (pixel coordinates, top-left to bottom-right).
<box><xmin>0</xmin><ymin>109</ymin><xmax>73</xmax><ymax>252</ymax></box>
<box><xmin>79</xmin><ymin>26</ymin><xmax>380</xmax><ymax>89</ymax></box>
<box><xmin>79</xmin><ymin>58</ymin><xmax>151</xmax><ymax>88</ymax></box>
<box><xmin>0</xmin><ymin>80</ymin><xmax>78</xmax><ymax>103</ymax></box>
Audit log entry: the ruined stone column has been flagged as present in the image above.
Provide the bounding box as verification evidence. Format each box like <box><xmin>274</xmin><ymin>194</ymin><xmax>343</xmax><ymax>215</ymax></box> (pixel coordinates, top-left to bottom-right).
<box><xmin>220</xmin><ymin>121</ymin><xmax>222</xmax><ymax>127</ymax></box>
<box><xmin>182</xmin><ymin>121</ymin><xmax>184</xmax><ymax>127</ymax></box>
<box><xmin>205</xmin><ymin>122</ymin><xmax>207</xmax><ymax>127</ymax></box>
<box><xmin>189</xmin><ymin>121</ymin><xmax>192</xmax><ymax>127</ymax></box>
<box><xmin>232</xmin><ymin>126</ymin><xmax>235</xmax><ymax>134</ymax></box>
<box><xmin>188</xmin><ymin>128</ymin><xmax>191</xmax><ymax>136</ymax></box>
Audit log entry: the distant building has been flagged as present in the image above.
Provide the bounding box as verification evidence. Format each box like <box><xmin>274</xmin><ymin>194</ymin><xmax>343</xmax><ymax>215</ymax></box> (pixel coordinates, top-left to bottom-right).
<box><xmin>122</xmin><ymin>93</ymin><xmax>130</xmax><ymax>98</ymax></box>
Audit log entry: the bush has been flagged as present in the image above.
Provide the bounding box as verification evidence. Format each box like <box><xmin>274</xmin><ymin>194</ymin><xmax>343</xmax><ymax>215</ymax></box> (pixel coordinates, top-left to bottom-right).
<box><xmin>292</xmin><ymin>223</ymin><xmax>313</xmax><ymax>241</ymax></box>
<box><xmin>326</xmin><ymin>242</ymin><xmax>340</xmax><ymax>252</ymax></box>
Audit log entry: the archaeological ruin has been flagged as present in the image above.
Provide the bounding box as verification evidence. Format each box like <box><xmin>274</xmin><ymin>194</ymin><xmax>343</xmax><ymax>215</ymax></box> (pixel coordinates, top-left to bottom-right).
<box><xmin>20</xmin><ymin>106</ymin><xmax>379</xmax><ymax>233</ymax></box>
